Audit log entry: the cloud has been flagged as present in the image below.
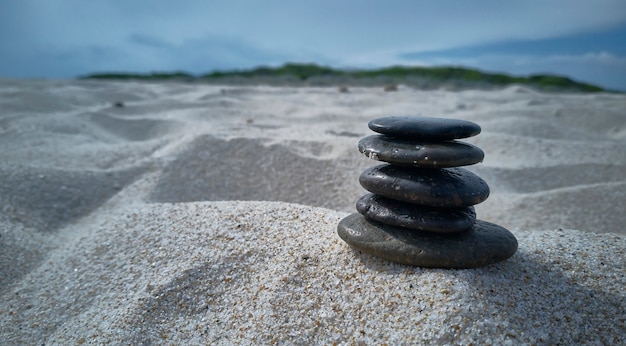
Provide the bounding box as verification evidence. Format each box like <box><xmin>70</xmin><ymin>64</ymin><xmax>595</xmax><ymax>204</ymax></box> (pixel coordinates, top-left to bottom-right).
<box><xmin>129</xmin><ymin>34</ymin><xmax>174</xmax><ymax>49</ymax></box>
<box><xmin>545</xmin><ymin>51</ymin><xmax>626</xmax><ymax>67</ymax></box>
<box><xmin>398</xmin><ymin>24</ymin><xmax>626</xmax><ymax>62</ymax></box>
<box><xmin>0</xmin><ymin>32</ymin><xmax>304</xmax><ymax>78</ymax></box>
<box><xmin>122</xmin><ymin>33</ymin><xmax>323</xmax><ymax>73</ymax></box>
<box><xmin>5</xmin><ymin>1</ymin><xmax>626</xmax><ymax>52</ymax></box>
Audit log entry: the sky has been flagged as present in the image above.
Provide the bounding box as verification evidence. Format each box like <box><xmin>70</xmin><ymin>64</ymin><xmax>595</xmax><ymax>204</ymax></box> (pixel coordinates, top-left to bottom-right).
<box><xmin>1</xmin><ymin>0</ymin><xmax>625</xmax><ymax>90</ymax></box>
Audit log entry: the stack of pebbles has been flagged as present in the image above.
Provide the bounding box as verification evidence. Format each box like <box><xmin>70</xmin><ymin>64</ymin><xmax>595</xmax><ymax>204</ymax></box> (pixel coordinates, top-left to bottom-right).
<box><xmin>338</xmin><ymin>116</ymin><xmax>517</xmax><ymax>268</ymax></box>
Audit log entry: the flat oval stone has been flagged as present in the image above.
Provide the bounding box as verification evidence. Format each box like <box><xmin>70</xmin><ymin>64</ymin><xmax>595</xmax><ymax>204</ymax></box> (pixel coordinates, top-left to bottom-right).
<box><xmin>356</xmin><ymin>193</ymin><xmax>475</xmax><ymax>233</ymax></box>
<box><xmin>368</xmin><ymin>116</ymin><xmax>481</xmax><ymax>140</ymax></box>
<box><xmin>358</xmin><ymin>135</ymin><xmax>484</xmax><ymax>167</ymax></box>
<box><xmin>359</xmin><ymin>164</ymin><xmax>489</xmax><ymax>207</ymax></box>
<box><xmin>337</xmin><ymin>213</ymin><xmax>518</xmax><ymax>268</ymax></box>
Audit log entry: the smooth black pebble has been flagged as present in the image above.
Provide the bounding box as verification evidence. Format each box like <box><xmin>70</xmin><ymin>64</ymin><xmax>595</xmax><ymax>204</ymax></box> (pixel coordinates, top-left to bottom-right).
<box><xmin>356</xmin><ymin>193</ymin><xmax>476</xmax><ymax>233</ymax></box>
<box><xmin>368</xmin><ymin>116</ymin><xmax>481</xmax><ymax>140</ymax></box>
<box><xmin>358</xmin><ymin>135</ymin><xmax>484</xmax><ymax>167</ymax></box>
<box><xmin>359</xmin><ymin>164</ymin><xmax>489</xmax><ymax>207</ymax></box>
<box><xmin>337</xmin><ymin>213</ymin><xmax>518</xmax><ymax>268</ymax></box>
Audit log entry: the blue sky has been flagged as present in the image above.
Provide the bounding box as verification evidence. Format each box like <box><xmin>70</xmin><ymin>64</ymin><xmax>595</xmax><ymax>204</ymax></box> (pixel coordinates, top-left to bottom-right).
<box><xmin>1</xmin><ymin>0</ymin><xmax>625</xmax><ymax>90</ymax></box>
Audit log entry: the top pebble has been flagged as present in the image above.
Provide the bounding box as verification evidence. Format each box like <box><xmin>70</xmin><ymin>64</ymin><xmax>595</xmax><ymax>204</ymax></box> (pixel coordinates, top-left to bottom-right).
<box><xmin>368</xmin><ymin>116</ymin><xmax>481</xmax><ymax>140</ymax></box>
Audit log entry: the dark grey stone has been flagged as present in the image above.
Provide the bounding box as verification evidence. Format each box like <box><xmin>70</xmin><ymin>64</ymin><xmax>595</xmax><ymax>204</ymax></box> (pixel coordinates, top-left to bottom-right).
<box><xmin>358</xmin><ymin>135</ymin><xmax>484</xmax><ymax>167</ymax></box>
<box><xmin>368</xmin><ymin>116</ymin><xmax>481</xmax><ymax>140</ymax></box>
<box><xmin>337</xmin><ymin>213</ymin><xmax>518</xmax><ymax>268</ymax></box>
<box><xmin>356</xmin><ymin>193</ymin><xmax>476</xmax><ymax>233</ymax></box>
<box><xmin>359</xmin><ymin>164</ymin><xmax>489</xmax><ymax>207</ymax></box>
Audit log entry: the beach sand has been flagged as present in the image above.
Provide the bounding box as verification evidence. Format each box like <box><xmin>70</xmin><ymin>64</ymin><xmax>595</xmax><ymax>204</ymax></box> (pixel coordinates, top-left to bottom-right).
<box><xmin>1</xmin><ymin>79</ymin><xmax>624</xmax><ymax>344</ymax></box>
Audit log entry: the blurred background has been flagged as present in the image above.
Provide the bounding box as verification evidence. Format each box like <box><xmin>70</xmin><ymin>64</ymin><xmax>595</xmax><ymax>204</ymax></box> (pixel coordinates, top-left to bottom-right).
<box><xmin>1</xmin><ymin>0</ymin><xmax>625</xmax><ymax>91</ymax></box>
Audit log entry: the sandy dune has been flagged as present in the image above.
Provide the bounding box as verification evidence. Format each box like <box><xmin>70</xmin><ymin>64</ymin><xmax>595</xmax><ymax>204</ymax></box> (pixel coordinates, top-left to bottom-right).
<box><xmin>1</xmin><ymin>79</ymin><xmax>624</xmax><ymax>344</ymax></box>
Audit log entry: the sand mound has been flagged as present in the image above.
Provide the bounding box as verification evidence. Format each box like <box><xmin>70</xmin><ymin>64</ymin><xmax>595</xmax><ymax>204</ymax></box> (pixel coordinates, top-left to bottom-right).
<box><xmin>2</xmin><ymin>202</ymin><xmax>623</xmax><ymax>344</ymax></box>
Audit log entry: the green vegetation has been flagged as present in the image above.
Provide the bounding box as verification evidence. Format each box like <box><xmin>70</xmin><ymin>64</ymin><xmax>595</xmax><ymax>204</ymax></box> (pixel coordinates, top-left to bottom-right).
<box><xmin>203</xmin><ymin>63</ymin><xmax>340</xmax><ymax>81</ymax></box>
<box><xmin>82</xmin><ymin>71</ymin><xmax>194</xmax><ymax>81</ymax></box>
<box><xmin>527</xmin><ymin>74</ymin><xmax>603</xmax><ymax>92</ymax></box>
<box><xmin>80</xmin><ymin>63</ymin><xmax>607</xmax><ymax>92</ymax></box>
